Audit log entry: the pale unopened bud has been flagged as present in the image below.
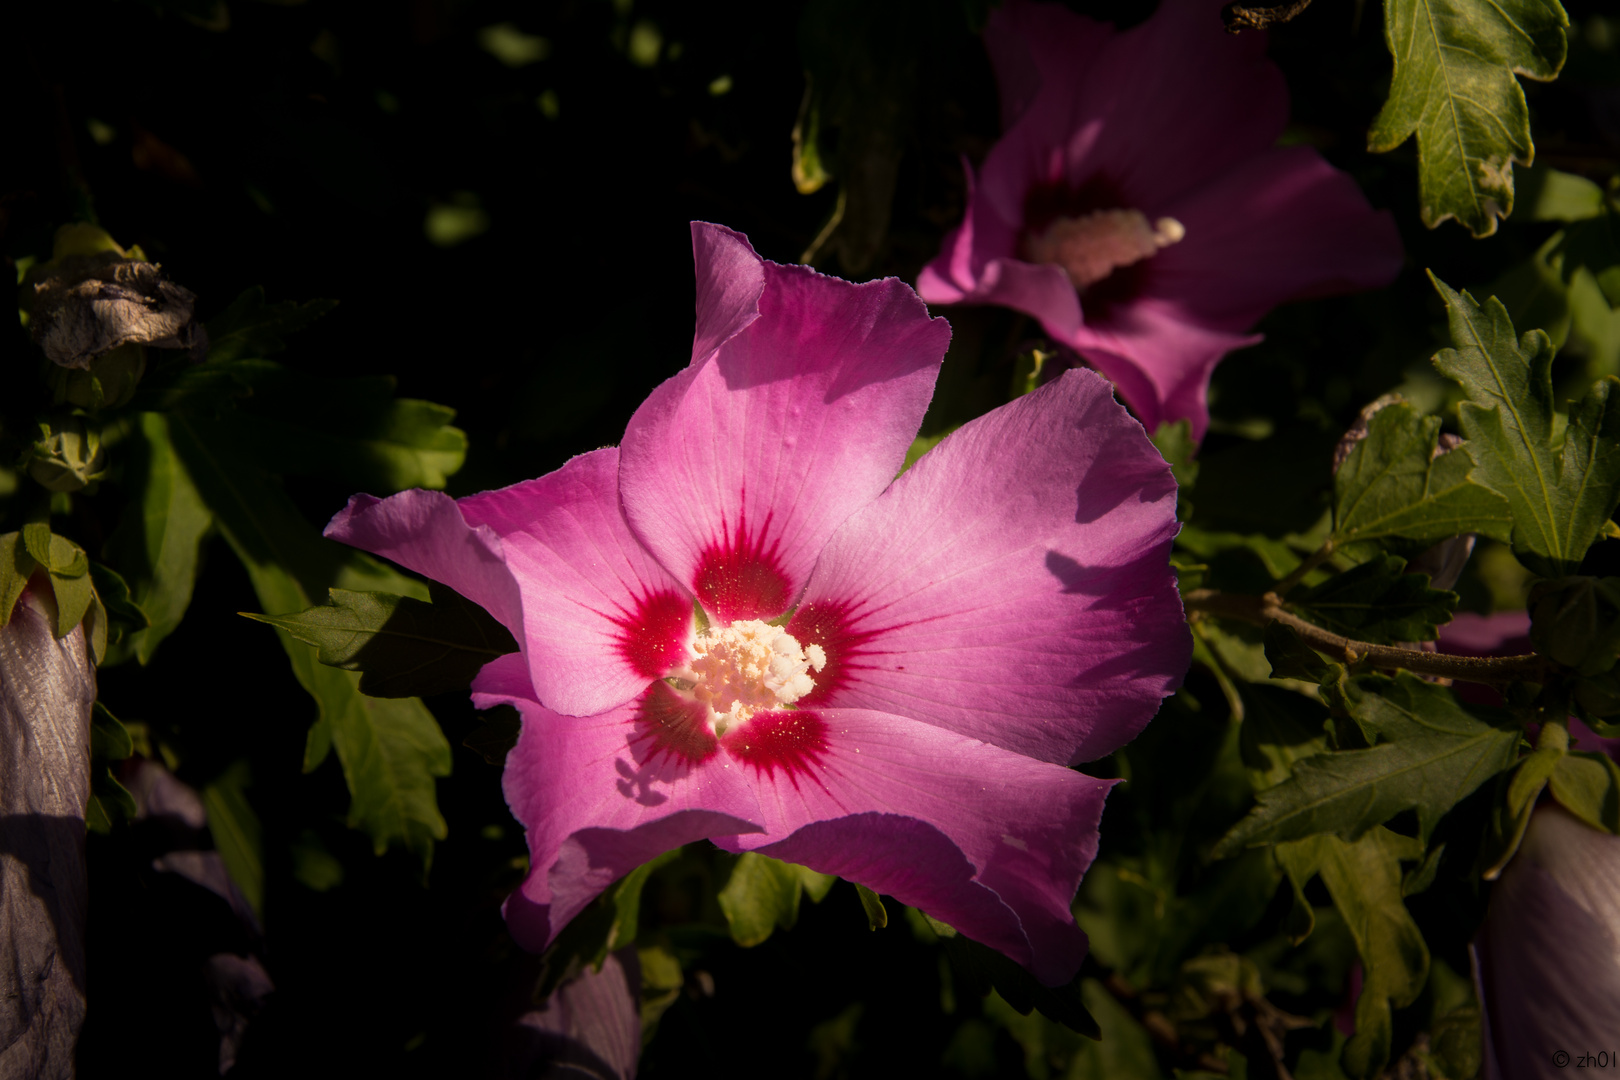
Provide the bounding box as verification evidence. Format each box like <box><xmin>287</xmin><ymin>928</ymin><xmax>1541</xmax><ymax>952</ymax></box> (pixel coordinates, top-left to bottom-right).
<box><xmin>0</xmin><ymin>583</ymin><xmax>95</xmax><ymax>1076</ymax></box>
<box><xmin>1475</xmin><ymin>805</ymin><xmax>1620</xmax><ymax>1079</ymax></box>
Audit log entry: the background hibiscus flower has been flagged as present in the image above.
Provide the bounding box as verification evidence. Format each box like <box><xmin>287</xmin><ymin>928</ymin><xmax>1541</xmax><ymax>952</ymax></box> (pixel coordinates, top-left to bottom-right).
<box><xmin>917</xmin><ymin>0</ymin><xmax>1404</xmax><ymax>439</ymax></box>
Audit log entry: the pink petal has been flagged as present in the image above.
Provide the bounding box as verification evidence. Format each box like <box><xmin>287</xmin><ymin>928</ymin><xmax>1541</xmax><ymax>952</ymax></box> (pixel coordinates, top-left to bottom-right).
<box><xmin>488</xmin><ymin>686</ymin><xmax>764</xmax><ymax>952</ymax></box>
<box><xmin>1073</xmin><ymin>302</ymin><xmax>1263</xmax><ymax>440</ymax></box>
<box><xmin>919</xmin><ymin>163</ymin><xmax>1084</xmax><ymax>341</ymax></box>
<box><xmin>458</xmin><ymin>448</ymin><xmax>693</xmax><ymax>718</ymax></box>
<box><xmin>324</xmin><ymin>489</ymin><xmax>526</xmax><ymax>646</ymax></box>
<box><xmin>983</xmin><ymin>0</ymin><xmax>1112</xmax><ymax>134</ymax></box>
<box><xmin>1145</xmin><ymin>147</ymin><xmax>1404</xmax><ymax>328</ymax></box>
<box><xmin>713</xmin><ymin>707</ymin><xmax>1115</xmax><ymax>986</ymax></box>
<box><xmin>1436</xmin><ymin>611</ymin><xmax>1532</xmax><ymax>656</ymax></box>
<box><xmin>982</xmin><ymin>0</ymin><xmax>1287</xmax><ymax>219</ymax></box>
<box><xmin>689</xmin><ymin>222</ymin><xmax>766</xmax><ymax>366</ymax></box>
<box><xmin>619</xmin><ymin>230</ymin><xmax>950</xmax><ymax>624</ymax></box>
<box><xmin>789</xmin><ymin>368</ymin><xmax>1188</xmax><ymax>766</ymax></box>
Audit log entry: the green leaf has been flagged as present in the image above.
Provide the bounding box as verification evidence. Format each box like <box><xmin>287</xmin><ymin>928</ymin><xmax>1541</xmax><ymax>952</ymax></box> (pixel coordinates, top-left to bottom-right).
<box><xmin>1368</xmin><ymin>0</ymin><xmax>1568</xmax><ymax>236</ymax></box>
<box><xmin>1217</xmin><ymin>674</ymin><xmax>1521</xmax><ymax>854</ymax></box>
<box><xmin>87</xmin><ymin>562</ymin><xmax>150</xmax><ymax>642</ymax></box>
<box><xmin>204</xmin><ymin>286</ymin><xmax>336</xmax><ymax>363</ymax></box>
<box><xmin>1431</xmin><ymin>276</ymin><xmax>1620</xmax><ymax>576</ymax></box>
<box><xmin>854</xmin><ymin>883</ymin><xmax>888</xmax><ymax>930</ymax></box>
<box><xmin>716</xmin><ymin>853</ymin><xmax>834</xmax><ymax>947</ymax></box>
<box><xmin>1152</xmin><ymin>419</ymin><xmax>1201</xmax><ymax>491</ymax></box>
<box><xmin>90</xmin><ymin>701</ymin><xmax>134</xmax><ymax>760</ymax></box>
<box><xmin>224</xmin><ymin>364</ymin><xmax>468</xmax><ymax>492</ymax></box>
<box><xmin>1515</xmin><ymin>162</ymin><xmax>1608</xmax><ymax>222</ymax></box>
<box><xmin>1331</xmin><ymin>401</ymin><xmax>1512</xmax><ymax>546</ymax></box>
<box><xmin>170</xmin><ymin>415</ymin><xmax>449</xmax><ymax>861</ymax></box>
<box><xmin>1262</xmin><ymin>622</ymin><xmax>1331</xmax><ymax>683</ymax></box>
<box><xmin>290</xmin><ymin>830</ymin><xmax>345</xmax><ymax>892</ymax></box>
<box><xmin>202</xmin><ymin>761</ymin><xmax>265</xmax><ymax>922</ymax></box>
<box><xmin>245</xmin><ymin>583</ymin><xmax>517</xmax><ymax>698</ymax></box>
<box><xmin>1279</xmin><ymin>829</ymin><xmax>1429</xmax><ymax>1080</ymax></box>
<box><xmin>1239</xmin><ymin>683</ymin><xmax>1332</xmax><ymax>793</ymax></box>
<box><xmin>1548</xmin><ymin>750</ymin><xmax>1620</xmax><ymax>832</ymax></box>
<box><xmin>0</xmin><ymin>533</ymin><xmax>36</xmax><ymax>628</ymax></box>
<box><xmin>535</xmin><ymin>850</ymin><xmax>680</xmax><ymax>1001</ymax></box>
<box><xmin>105</xmin><ymin>413</ymin><xmax>213</xmax><ymax>664</ymax></box>
<box><xmin>1289</xmin><ymin>555</ymin><xmax>1457</xmax><ymax>643</ymax></box>
<box><xmin>939</xmin><ymin>930</ymin><xmax>1100</xmax><ymax>1039</ymax></box>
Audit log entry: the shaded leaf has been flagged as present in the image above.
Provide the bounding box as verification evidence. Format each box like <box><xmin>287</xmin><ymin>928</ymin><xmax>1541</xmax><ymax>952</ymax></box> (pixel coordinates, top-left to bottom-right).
<box><xmin>1431</xmin><ymin>276</ymin><xmax>1620</xmax><ymax>576</ymax></box>
<box><xmin>105</xmin><ymin>413</ymin><xmax>212</xmax><ymax>664</ymax></box>
<box><xmin>204</xmin><ymin>286</ymin><xmax>335</xmax><ymax>364</ymax></box>
<box><xmin>535</xmin><ymin>850</ymin><xmax>680</xmax><ymax>1002</ymax></box>
<box><xmin>1331</xmin><ymin>400</ymin><xmax>1511</xmax><ymax>546</ymax></box>
<box><xmin>202</xmin><ymin>761</ymin><xmax>265</xmax><ymax>922</ymax></box>
<box><xmin>170</xmin><ymin>415</ymin><xmax>448</xmax><ymax>862</ymax></box>
<box><xmin>245</xmin><ymin>583</ymin><xmax>516</xmax><ymax>698</ymax></box>
<box><xmin>1279</xmin><ymin>829</ymin><xmax>1429</xmax><ymax>1080</ymax></box>
<box><xmin>224</xmin><ymin>364</ymin><xmax>467</xmax><ymax>492</ymax></box>
<box><xmin>938</xmin><ymin>927</ymin><xmax>1100</xmax><ymax>1039</ymax></box>
<box><xmin>1217</xmin><ymin>674</ymin><xmax>1521</xmax><ymax>853</ymax></box>
<box><xmin>463</xmin><ymin>706</ymin><xmax>522</xmax><ymax>766</ymax></box>
<box><xmin>1262</xmin><ymin>621</ymin><xmax>1331</xmax><ymax>683</ymax></box>
<box><xmin>1547</xmin><ymin>750</ymin><xmax>1620</xmax><ymax>832</ymax></box>
<box><xmin>1368</xmin><ymin>0</ymin><xmax>1568</xmax><ymax>236</ymax></box>
<box><xmin>716</xmin><ymin>853</ymin><xmax>834</xmax><ymax>947</ymax></box>
<box><xmin>1289</xmin><ymin>555</ymin><xmax>1457</xmax><ymax>643</ymax></box>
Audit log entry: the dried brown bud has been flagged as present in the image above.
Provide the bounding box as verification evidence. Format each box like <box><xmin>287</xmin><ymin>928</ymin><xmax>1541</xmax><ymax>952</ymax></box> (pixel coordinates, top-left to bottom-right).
<box><xmin>29</xmin><ymin>252</ymin><xmax>204</xmax><ymax>370</ymax></box>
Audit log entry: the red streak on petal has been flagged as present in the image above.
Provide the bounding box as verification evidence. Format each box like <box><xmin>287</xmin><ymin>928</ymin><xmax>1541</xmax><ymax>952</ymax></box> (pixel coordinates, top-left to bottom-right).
<box><xmin>611</xmin><ymin>590</ymin><xmax>691</xmax><ymax>678</ymax></box>
<box><xmin>724</xmin><ymin>710</ymin><xmax>828</xmax><ymax>783</ymax></box>
<box><xmin>786</xmin><ymin>600</ymin><xmax>886</xmax><ymax>707</ymax></box>
<box><xmin>694</xmin><ymin>509</ymin><xmax>792</xmax><ymax>623</ymax></box>
<box><xmin>630</xmin><ymin>681</ymin><xmax>718</xmax><ymax>765</ymax></box>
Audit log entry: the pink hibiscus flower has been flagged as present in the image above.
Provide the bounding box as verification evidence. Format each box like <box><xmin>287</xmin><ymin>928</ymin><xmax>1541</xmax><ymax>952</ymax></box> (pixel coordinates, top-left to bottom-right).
<box><xmin>326</xmin><ymin>223</ymin><xmax>1190</xmax><ymax>985</ymax></box>
<box><xmin>917</xmin><ymin>0</ymin><xmax>1404</xmax><ymax>439</ymax></box>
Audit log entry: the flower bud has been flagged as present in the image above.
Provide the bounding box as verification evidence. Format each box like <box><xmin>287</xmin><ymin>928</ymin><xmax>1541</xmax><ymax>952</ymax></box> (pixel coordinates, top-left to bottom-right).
<box><xmin>24</xmin><ymin>224</ymin><xmax>203</xmax><ymax>370</ymax></box>
<box><xmin>1475</xmin><ymin>804</ymin><xmax>1620</xmax><ymax>1079</ymax></box>
<box><xmin>1</xmin><ymin>581</ymin><xmax>95</xmax><ymax>1072</ymax></box>
<box><xmin>46</xmin><ymin>342</ymin><xmax>149</xmax><ymax>411</ymax></box>
<box><xmin>23</xmin><ymin>416</ymin><xmax>108</xmax><ymax>493</ymax></box>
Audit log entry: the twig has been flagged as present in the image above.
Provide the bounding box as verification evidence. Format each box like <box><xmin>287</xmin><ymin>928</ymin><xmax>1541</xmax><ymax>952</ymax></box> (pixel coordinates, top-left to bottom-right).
<box><xmin>1269</xmin><ymin>540</ymin><xmax>1335</xmax><ymax>598</ymax></box>
<box><xmin>1222</xmin><ymin>0</ymin><xmax>1315</xmax><ymax>32</ymax></box>
<box><xmin>1183</xmin><ymin>588</ymin><xmax>1548</xmax><ymax>686</ymax></box>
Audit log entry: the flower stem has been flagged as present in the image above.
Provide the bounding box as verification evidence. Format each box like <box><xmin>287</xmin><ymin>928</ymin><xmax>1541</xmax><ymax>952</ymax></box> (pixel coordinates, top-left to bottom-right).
<box><xmin>1182</xmin><ymin>588</ymin><xmax>1548</xmax><ymax>686</ymax></box>
<box><xmin>1269</xmin><ymin>540</ymin><xmax>1335</xmax><ymax>598</ymax></box>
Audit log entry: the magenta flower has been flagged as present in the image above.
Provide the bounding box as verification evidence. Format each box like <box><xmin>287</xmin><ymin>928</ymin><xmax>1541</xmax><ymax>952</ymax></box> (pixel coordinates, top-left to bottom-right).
<box><xmin>917</xmin><ymin>0</ymin><xmax>1404</xmax><ymax>439</ymax></box>
<box><xmin>326</xmin><ymin>224</ymin><xmax>1189</xmax><ymax>984</ymax></box>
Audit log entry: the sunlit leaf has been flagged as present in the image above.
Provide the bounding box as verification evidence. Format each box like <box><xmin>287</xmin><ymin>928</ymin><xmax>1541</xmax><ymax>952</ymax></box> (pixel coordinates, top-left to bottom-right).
<box><xmin>1431</xmin><ymin>276</ymin><xmax>1620</xmax><ymax>576</ymax></box>
<box><xmin>1331</xmin><ymin>400</ymin><xmax>1511</xmax><ymax>547</ymax></box>
<box><xmin>1368</xmin><ymin>0</ymin><xmax>1568</xmax><ymax>236</ymax></box>
<box><xmin>717</xmin><ymin>853</ymin><xmax>835</xmax><ymax>947</ymax></box>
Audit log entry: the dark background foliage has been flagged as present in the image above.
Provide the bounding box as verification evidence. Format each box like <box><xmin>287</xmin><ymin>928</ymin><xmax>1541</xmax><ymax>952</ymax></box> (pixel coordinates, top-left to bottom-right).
<box><xmin>4</xmin><ymin>0</ymin><xmax>1618</xmax><ymax>1075</ymax></box>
